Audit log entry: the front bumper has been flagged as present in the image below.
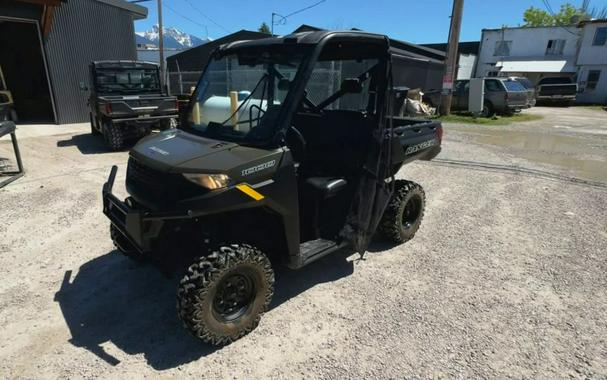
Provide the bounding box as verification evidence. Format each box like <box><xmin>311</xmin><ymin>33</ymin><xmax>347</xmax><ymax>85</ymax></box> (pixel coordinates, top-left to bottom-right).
<box><xmin>537</xmin><ymin>95</ymin><xmax>576</xmax><ymax>102</ymax></box>
<box><xmin>102</xmin><ymin>166</ymin><xmax>188</xmax><ymax>252</ymax></box>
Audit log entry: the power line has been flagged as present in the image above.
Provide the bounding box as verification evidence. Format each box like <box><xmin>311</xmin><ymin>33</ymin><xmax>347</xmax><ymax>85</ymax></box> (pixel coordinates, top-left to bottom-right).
<box><xmin>182</xmin><ymin>0</ymin><xmax>231</xmax><ymax>33</ymax></box>
<box><xmin>284</xmin><ymin>0</ymin><xmax>327</xmax><ymax>18</ymax></box>
<box><xmin>163</xmin><ymin>1</ymin><xmax>208</xmax><ymax>31</ymax></box>
<box><xmin>541</xmin><ymin>0</ymin><xmax>579</xmax><ymax>35</ymax></box>
<box><xmin>271</xmin><ymin>0</ymin><xmax>327</xmax><ymax>34</ymax></box>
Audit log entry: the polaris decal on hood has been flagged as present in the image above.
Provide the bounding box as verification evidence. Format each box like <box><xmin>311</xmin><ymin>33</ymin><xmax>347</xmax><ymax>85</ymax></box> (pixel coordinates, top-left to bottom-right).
<box><xmin>242</xmin><ymin>160</ymin><xmax>276</xmax><ymax>176</ymax></box>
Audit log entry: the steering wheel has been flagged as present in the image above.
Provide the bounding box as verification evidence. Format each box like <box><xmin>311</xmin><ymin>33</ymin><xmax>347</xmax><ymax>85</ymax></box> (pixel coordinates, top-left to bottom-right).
<box><xmin>285</xmin><ymin>126</ymin><xmax>307</xmax><ymax>164</ymax></box>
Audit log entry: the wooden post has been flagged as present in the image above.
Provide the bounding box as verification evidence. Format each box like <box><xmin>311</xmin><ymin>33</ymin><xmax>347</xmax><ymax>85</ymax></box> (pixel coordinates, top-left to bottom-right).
<box><xmin>440</xmin><ymin>0</ymin><xmax>464</xmax><ymax>116</ymax></box>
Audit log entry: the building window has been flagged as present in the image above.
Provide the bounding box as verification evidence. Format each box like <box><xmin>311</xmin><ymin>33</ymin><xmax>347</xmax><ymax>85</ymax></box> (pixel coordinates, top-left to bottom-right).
<box><xmin>494</xmin><ymin>40</ymin><xmax>512</xmax><ymax>56</ymax></box>
<box><xmin>546</xmin><ymin>39</ymin><xmax>565</xmax><ymax>55</ymax></box>
<box><xmin>593</xmin><ymin>27</ymin><xmax>607</xmax><ymax>46</ymax></box>
<box><xmin>587</xmin><ymin>70</ymin><xmax>601</xmax><ymax>90</ymax></box>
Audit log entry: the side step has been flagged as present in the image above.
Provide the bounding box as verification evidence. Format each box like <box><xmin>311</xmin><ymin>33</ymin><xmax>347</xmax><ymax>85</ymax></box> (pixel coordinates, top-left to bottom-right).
<box><xmin>291</xmin><ymin>238</ymin><xmax>346</xmax><ymax>269</ymax></box>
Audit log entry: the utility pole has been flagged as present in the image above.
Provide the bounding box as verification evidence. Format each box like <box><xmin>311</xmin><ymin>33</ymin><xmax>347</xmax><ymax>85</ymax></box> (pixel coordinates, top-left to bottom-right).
<box><xmin>440</xmin><ymin>0</ymin><xmax>464</xmax><ymax>116</ymax></box>
<box><xmin>157</xmin><ymin>0</ymin><xmax>165</xmax><ymax>88</ymax></box>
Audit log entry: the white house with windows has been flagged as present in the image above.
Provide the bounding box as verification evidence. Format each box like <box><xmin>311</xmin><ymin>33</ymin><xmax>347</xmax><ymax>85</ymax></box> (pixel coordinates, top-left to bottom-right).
<box><xmin>475</xmin><ymin>21</ymin><xmax>607</xmax><ymax>104</ymax></box>
<box><xmin>475</xmin><ymin>26</ymin><xmax>579</xmax><ymax>85</ymax></box>
<box><xmin>576</xmin><ymin>19</ymin><xmax>607</xmax><ymax>104</ymax></box>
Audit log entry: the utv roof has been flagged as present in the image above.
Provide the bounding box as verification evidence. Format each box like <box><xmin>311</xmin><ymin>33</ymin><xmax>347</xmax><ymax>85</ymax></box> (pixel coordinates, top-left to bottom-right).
<box><xmin>92</xmin><ymin>60</ymin><xmax>159</xmax><ymax>69</ymax></box>
<box><xmin>219</xmin><ymin>31</ymin><xmax>390</xmax><ymax>52</ymax></box>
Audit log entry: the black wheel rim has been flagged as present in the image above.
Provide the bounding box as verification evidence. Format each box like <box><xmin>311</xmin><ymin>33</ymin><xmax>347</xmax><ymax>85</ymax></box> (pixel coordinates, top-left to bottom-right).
<box><xmin>213</xmin><ymin>272</ymin><xmax>255</xmax><ymax>322</ymax></box>
<box><xmin>402</xmin><ymin>195</ymin><xmax>422</xmax><ymax>230</ymax></box>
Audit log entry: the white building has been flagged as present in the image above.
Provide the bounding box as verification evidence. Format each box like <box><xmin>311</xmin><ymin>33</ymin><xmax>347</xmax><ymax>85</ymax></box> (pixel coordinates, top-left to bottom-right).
<box><xmin>475</xmin><ymin>22</ymin><xmax>607</xmax><ymax>104</ymax></box>
<box><xmin>576</xmin><ymin>19</ymin><xmax>607</xmax><ymax>104</ymax></box>
<box><xmin>475</xmin><ymin>26</ymin><xmax>580</xmax><ymax>84</ymax></box>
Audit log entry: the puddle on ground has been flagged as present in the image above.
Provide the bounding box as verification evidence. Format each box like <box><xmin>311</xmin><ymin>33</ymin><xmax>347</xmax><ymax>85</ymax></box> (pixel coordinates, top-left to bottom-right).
<box><xmin>460</xmin><ymin>128</ymin><xmax>607</xmax><ymax>183</ymax></box>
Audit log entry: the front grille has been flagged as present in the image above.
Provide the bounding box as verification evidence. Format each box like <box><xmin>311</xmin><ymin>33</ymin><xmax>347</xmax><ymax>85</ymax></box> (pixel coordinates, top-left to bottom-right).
<box><xmin>126</xmin><ymin>157</ymin><xmax>204</xmax><ymax>208</ymax></box>
<box><xmin>539</xmin><ymin>85</ymin><xmax>577</xmax><ymax>96</ymax></box>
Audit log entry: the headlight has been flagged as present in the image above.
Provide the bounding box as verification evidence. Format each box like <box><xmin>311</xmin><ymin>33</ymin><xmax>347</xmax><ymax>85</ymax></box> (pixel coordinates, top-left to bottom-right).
<box><xmin>182</xmin><ymin>173</ymin><xmax>232</xmax><ymax>190</ymax></box>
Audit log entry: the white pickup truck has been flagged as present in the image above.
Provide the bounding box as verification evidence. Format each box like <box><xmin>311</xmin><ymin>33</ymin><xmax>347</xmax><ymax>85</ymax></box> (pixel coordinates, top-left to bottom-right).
<box><xmin>536</xmin><ymin>77</ymin><xmax>578</xmax><ymax>105</ymax></box>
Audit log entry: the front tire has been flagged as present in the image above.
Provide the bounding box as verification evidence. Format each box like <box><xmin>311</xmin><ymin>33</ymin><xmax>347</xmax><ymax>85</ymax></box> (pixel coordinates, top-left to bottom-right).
<box><xmin>177</xmin><ymin>244</ymin><xmax>274</xmax><ymax>345</ymax></box>
<box><xmin>378</xmin><ymin>180</ymin><xmax>426</xmax><ymax>244</ymax></box>
<box><xmin>110</xmin><ymin>224</ymin><xmax>143</xmax><ymax>261</ymax></box>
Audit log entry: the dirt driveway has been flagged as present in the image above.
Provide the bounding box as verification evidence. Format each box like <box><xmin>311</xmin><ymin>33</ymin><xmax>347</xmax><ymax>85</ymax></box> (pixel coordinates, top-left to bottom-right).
<box><xmin>1</xmin><ymin>107</ymin><xmax>606</xmax><ymax>379</ymax></box>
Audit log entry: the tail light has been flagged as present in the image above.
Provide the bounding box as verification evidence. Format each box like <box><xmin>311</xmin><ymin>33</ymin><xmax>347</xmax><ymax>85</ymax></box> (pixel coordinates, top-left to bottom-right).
<box><xmin>104</xmin><ymin>103</ymin><xmax>112</xmax><ymax>114</ymax></box>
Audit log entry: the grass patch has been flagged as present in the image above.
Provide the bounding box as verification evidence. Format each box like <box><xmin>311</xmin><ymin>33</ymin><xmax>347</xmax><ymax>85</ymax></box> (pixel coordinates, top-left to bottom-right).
<box><xmin>434</xmin><ymin>112</ymin><xmax>543</xmax><ymax>125</ymax></box>
<box><xmin>577</xmin><ymin>104</ymin><xmax>606</xmax><ymax>111</ymax></box>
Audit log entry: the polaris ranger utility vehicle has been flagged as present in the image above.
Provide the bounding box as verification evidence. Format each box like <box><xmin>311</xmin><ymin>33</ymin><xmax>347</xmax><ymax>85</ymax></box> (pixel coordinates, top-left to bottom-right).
<box><xmin>88</xmin><ymin>61</ymin><xmax>178</xmax><ymax>150</ymax></box>
<box><xmin>102</xmin><ymin>31</ymin><xmax>443</xmax><ymax>345</ymax></box>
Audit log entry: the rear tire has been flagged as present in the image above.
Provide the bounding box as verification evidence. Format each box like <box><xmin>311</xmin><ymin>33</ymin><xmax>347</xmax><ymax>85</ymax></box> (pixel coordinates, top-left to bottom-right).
<box><xmin>103</xmin><ymin>121</ymin><xmax>125</xmax><ymax>151</ymax></box>
<box><xmin>481</xmin><ymin>102</ymin><xmax>494</xmax><ymax>118</ymax></box>
<box><xmin>378</xmin><ymin>180</ymin><xmax>426</xmax><ymax>244</ymax></box>
<box><xmin>177</xmin><ymin>244</ymin><xmax>274</xmax><ymax>345</ymax></box>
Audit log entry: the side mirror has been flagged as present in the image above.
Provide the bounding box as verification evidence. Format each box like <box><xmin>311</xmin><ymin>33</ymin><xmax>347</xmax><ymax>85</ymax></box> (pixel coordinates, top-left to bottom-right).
<box><xmin>340</xmin><ymin>78</ymin><xmax>363</xmax><ymax>94</ymax></box>
<box><xmin>79</xmin><ymin>81</ymin><xmax>89</xmax><ymax>91</ymax></box>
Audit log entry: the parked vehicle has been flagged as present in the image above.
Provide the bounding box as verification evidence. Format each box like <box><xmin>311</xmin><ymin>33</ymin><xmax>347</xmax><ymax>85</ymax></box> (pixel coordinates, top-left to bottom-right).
<box><xmin>87</xmin><ymin>61</ymin><xmax>178</xmax><ymax>150</ymax></box>
<box><xmin>0</xmin><ymin>66</ymin><xmax>18</xmax><ymax>122</ymax></box>
<box><xmin>536</xmin><ymin>76</ymin><xmax>578</xmax><ymax>105</ymax></box>
<box><xmin>102</xmin><ymin>31</ymin><xmax>443</xmax><ymax>345</ymax></box>
<box><xmin>510</xmin><ymin>76</ymin><xmax>536</xmax><ymax>108</ymax></box>
<box><xmin>424</xmin><ymin>78</ymin><xmax>528</xmax><ymax>117</ymax></box>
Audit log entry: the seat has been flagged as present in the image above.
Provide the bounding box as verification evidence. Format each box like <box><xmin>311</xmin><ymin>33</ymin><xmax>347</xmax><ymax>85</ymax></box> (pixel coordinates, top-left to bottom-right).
<box><xmin>305</xmin><ymin>177</ymin><xmax>347</xmax><ymax>199</ymax></box>
<box><xmin>303</xmin><ymin>177</ymin><xmax>348</xmax><ymax>239</ymax></box>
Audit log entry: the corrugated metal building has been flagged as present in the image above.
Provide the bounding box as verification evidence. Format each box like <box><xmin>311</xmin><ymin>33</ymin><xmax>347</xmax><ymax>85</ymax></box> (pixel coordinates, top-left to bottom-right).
<box><xmin>0</xmin><ymin>0</ymin><xmax>146</xmax><ymax>124</ymax></box>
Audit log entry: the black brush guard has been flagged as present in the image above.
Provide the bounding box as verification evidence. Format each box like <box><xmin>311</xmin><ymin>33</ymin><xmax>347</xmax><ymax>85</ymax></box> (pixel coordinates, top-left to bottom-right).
<box><xmin>102</xmin><ymin>165</ymin><xmax>189</xmax><ymax>252</ymax></box>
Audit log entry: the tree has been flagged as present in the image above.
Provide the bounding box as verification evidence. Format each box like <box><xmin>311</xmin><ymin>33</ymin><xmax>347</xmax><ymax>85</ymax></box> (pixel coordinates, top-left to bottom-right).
<box><xmin>523</xmin><ymin>1</ymin><xmax>607</xmax><ymax>27</ymax></box>
<box><xmin>258</xmin><ymin>22</ymin><xmax>271</xmax><ymax>34</ymax></box>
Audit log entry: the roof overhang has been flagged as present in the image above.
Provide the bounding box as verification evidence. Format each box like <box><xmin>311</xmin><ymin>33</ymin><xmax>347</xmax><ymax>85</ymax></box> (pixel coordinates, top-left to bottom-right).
<box><xmin>96</xmin><ymin>0</ymin><xmax>147</xmax><ymax>20</ymax></box>
<box><xmin>495</xmin><ymin>59</ymin><xmax>576</xmax><ymax>73</ymax></box>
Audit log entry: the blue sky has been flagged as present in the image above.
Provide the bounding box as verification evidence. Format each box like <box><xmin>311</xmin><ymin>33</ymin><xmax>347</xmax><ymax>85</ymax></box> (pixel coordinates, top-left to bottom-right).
<box><xmin>135</xmin><ymin>0</ymin><xmax>607</xmax><ymax>44</ymax></box>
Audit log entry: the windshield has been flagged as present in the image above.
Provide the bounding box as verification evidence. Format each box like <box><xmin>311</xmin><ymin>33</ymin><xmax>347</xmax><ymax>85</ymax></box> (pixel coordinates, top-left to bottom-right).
<box><xmin>514</xmin><ymin>77</ymin><xmax>534</xmax><ymax>89</ymax></box>
<box><xmin>503</xmin><ymin>80</ymin><xmax>526</xmax><ymax>92</ymax></box>
<box><xmin>95</xmin><ymin>68</ymin><xmax>161</xmax><ymax>94</ymax></box>
<box><xmin>185</xmin><ymin>48</ymin><xmax>307</xmax><ymax>145</ymax></box>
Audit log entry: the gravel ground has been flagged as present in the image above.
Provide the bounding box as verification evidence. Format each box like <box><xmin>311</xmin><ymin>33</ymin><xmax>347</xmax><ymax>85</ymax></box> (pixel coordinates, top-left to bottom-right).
<box><xmin>0</xmin><ymin>107</ymin><xmax>606</xmax><ymax>379</ymax></box>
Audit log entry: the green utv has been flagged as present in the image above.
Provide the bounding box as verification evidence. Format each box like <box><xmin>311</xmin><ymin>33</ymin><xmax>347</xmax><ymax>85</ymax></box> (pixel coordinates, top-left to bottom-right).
<box><xmin>87</xmin><ymin>61</ymin><xmax>178</xmax><ymax>151</ymax></box>
<box><xmin>103</xmin><ymin>31</ymin><xmax>443</xmax><ymax>345</ymax></box>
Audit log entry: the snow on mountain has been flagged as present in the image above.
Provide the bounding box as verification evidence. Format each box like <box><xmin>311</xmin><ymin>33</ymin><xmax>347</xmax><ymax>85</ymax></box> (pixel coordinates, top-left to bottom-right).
<box><xmin>136</xmin><ymin>25</ymin><xmax>210</xmax><ymax>49</ymax></box>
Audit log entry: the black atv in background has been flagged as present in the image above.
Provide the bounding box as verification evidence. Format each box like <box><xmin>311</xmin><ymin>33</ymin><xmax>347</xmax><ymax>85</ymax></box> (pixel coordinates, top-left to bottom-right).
<box><xmin>87</xmin><ymin>61</ymin><xmax>178</xmax><ymax>150</ymax></box>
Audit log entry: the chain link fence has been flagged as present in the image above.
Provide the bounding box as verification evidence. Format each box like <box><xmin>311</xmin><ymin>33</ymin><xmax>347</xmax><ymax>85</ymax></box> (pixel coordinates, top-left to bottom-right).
<box><xmin>167</xmin><ymin>68</ymin><xmax>342</xmax><ymax>101</ymax></box>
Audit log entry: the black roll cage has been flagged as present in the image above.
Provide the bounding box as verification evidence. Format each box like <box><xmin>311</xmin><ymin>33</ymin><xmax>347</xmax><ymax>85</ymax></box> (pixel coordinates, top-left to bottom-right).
<box><xmin>183</xmin><ymin>32</ymin><xmax>394</xmax><ymax>149</ymax></box>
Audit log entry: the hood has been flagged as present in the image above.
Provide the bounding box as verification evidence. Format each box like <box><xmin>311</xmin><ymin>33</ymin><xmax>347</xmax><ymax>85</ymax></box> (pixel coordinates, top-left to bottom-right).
<box><xmin>129</xmin><ymin>130</ymin><xmax>283</xmax><ymax>183</ymax></box>
<box><xmin>130</xmin><ymin>129</ymin><xmax>239</xmax><ymax>170</ymax></box>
